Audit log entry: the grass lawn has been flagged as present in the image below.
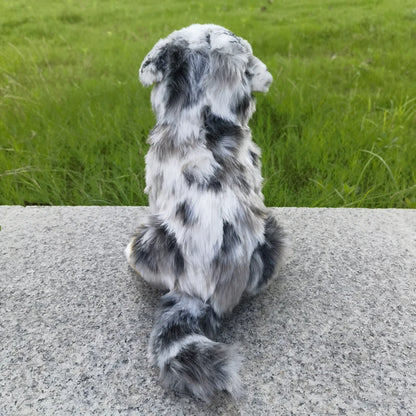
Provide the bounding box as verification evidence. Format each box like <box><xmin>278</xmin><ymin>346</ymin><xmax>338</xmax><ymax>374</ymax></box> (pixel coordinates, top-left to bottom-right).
<box><xmin>1</xmin><ymin>0</ymin><xmax>415</xmax><ymax>207</ymax></box>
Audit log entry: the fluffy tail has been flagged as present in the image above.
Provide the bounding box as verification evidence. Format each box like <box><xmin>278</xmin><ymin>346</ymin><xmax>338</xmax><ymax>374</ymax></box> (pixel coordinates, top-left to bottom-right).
<box><xmin>149</xmin><ymin>291</ymin><xmax>241</xmax><ymax>401</ymax></box>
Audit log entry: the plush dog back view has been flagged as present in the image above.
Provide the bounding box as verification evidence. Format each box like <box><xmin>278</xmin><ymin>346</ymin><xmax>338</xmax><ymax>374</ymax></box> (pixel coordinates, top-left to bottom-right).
<box><xmin>126</xmin><ymin>24</ymin><xmax>286</xmax><ymax>401</ymax></box>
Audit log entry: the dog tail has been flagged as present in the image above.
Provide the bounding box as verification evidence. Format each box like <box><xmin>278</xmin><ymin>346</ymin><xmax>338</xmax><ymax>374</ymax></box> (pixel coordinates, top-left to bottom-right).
<box><xmin>149</xmin><ymin>291</ymin><xmax>241</xmax><ymax>401</ymax></box>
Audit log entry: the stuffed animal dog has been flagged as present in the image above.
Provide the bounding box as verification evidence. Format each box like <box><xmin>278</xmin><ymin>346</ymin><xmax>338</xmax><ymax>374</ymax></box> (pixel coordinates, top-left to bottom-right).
<box><xmin>126</xmin><ymin>24</ymin><xmax>286</xmax><ymax>401</ymax></box>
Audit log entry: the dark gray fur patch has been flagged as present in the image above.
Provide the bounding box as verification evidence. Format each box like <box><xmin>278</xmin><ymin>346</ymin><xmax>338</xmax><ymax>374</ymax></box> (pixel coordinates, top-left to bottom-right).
<box><xmin>131</xmin><ymin>216</ymin><xmax>185</xmax><ymax>277</ymax></box>
<box><xmin>175</xmin><ymin>201</ymin><xmax>195</xmax><ymax>225</ymax></box>
<box><xmin>154</xmin><ymin>47</ymin><xmax>169</xmax><ymax>72</ymax></box>
<box><xmin>220</xmin><ymin>222</ymin><xmax>241</xmax><ymax>255</ymax></box>
<box><xmin>204</xmin><ymin>108</ymin><xmax>242</xmax><ymax>160</ymax></box>
<box><xmin>244</xmin><ymin>69</ymin><xmax>253</xmax><ymax>80</ymax></box>
<box><xmin>232</xmin><ymin>93</ymin><xmax>251</xmax><ymax>120</ymax></box>
<box><xmin>152</xmin><ymin>291</ymin><xmax>220</xmax><ymax>348</ymax></box>
<box><xmin>202</xmin><ymin>107</ymin><xmax>252</xmax><ymax>193</ymax></box>
<box><xmin>183</xmin><ymin>170</ymin><xmax>196</xmax><ymax>187</ymax></box>
<box><xmin>249</xmin><ymin>150</ymin><xmax>259</xmax><ymax>168</ymax></box>
<box><xmin>151</xmin><ymin>293</ymin><xmax>213</xmax><ymax>352</ymax></box>
<box><xmin>260</xmin><ymin>216</ymin><xmax>285</xmax><ymax>279</ymax></box>
<box><xmin>141</xmin><ymin>59</ymin><xmax>151</xmax><ymax>70</ymax></box>
<box><xmin>183</xmin><ymin>169</ymin><xmax>223</xmax><ymax>193</ymax></box>
<box><xmin>165</xmin><ymin>44</ymin><xmax>208</xmax><ymax>110</ymax></box>
<box><xmin>166</xmin><ymin>44</ymin><xmax>190</xmax><ymax>109</ymax></box>
<box><xmin>206</xmin><ymin>175</ymin><xmax>222</xmax><ymax>192</ymax></box>
<box><xmin>246</xmin><ymin>215</ymin><xmax>285</xmax><ymax>294</ymax></box>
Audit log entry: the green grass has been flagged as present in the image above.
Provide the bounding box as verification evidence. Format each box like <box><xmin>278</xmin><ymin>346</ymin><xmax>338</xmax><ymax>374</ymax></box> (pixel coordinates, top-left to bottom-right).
<box><xmin>1</xmin><ymin>0</ymin><xmax>415</xmax><ymax>207</ymax></box>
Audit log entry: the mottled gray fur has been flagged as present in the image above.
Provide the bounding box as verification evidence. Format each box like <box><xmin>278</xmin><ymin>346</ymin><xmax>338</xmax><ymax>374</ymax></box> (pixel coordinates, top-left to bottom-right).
<box><xmin>126</xmin><ymin>24</ymin><xmax>286</xmax><ymax>401</ymax></box>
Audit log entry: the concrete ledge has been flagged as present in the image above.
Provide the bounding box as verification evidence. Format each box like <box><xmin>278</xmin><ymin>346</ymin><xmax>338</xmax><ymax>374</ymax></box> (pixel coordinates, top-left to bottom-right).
<box><xmin>0</xmin><ymin>207</ymin><xmax>415</xmax><ymax>415</ymax></box>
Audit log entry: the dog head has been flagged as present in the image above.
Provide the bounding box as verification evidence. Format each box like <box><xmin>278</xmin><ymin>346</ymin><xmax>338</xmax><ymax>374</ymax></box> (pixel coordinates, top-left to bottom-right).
<box><xmin>139</xmin><ymin>24</ymin><xmax>273</xmax><ymax>126</ymax></box>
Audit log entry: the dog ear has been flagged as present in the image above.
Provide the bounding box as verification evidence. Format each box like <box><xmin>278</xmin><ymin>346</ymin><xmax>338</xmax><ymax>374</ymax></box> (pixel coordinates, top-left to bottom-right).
<box><xmin>205</xmin><ymin>29</ymin><xmax>254</xmax><ymax>119</ymax></box>
<box><xmin>140</xmin><ymin>39</ymin><xmax>208</xmax><ymax>111</ymax></box>
<box><xmin>246</xmin><ymin>56</ymin><xmax>273</xmax><ymax>93</ymax></box>
<box><xmin>209</xmin><ymin>30</ymin><xmax>250</xmax><ymax>84</ymax></box>
<box><xmin>139</xmin><ymin>39</ymin><xmax>170</xmax><ymax>87</ymax></box>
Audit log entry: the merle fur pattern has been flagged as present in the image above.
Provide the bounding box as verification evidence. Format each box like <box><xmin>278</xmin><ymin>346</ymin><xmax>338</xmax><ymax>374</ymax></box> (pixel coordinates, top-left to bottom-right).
<box><xmin>126</xmin><ymin>24</ymin><xmax>286</xmax><ymax>401</ymax></box>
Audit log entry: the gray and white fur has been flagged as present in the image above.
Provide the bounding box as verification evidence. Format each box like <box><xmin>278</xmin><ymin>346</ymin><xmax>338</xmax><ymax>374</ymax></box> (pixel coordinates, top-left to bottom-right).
<box><xmin>126</xmin><ymin>24</ymin><xmax>286</xmax><ymax>401</ymax></box>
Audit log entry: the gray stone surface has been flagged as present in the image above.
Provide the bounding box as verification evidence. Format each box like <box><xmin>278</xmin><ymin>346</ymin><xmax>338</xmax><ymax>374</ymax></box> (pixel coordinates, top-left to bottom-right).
<box><xmin>0</xmin><ymin>206</ymin><xmax>415</xmax><ymax>415</ymax></box>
